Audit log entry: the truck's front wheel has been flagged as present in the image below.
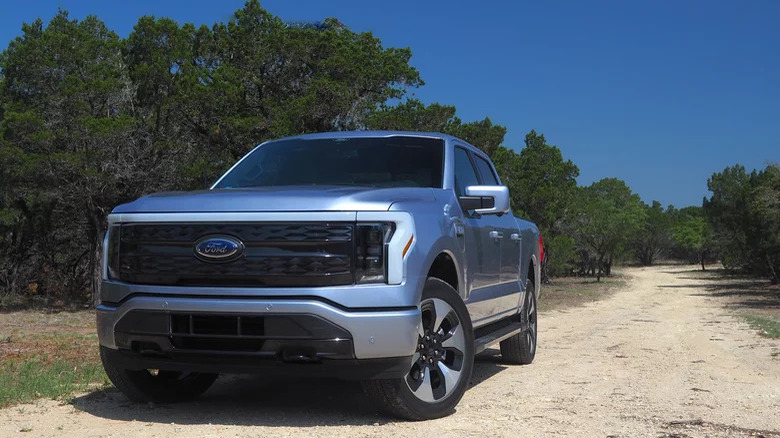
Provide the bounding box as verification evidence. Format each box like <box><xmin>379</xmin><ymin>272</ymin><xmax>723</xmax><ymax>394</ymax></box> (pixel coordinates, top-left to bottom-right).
<box><xmin>362</xmin><ymin>278</ymin><xmax>474</xmax><ymax>420</ymax></box>
<box><xmin>100</xmin><ymin>347</ymin><xmax>218</xmax><ymax>403</ymax></box>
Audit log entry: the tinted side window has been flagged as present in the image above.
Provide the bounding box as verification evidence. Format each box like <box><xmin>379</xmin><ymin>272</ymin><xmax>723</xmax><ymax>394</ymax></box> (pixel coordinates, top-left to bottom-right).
<box><xmin>454</xmin><ymin>147</ymin><xmax>480</xmax><ymax>196</ymax></box>
<box><xmin>474</xmin><ymin>155</ymin><xmax>499</xmax><ymax>185</ymax></box>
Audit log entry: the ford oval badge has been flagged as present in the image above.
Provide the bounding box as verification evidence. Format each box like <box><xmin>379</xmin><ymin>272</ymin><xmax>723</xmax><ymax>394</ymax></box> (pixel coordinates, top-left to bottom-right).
<box><xmin>194</xmin><ymin>235</ymin><xmax>244</xmax><ymax>262</ymax></box>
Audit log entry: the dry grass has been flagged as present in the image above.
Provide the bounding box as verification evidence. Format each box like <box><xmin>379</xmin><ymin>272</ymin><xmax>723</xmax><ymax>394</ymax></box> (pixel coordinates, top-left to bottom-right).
<box><xmin>0</xmin><ymin>310</ymin><xmax>107</xmax><ymax>407</ymax></box>
<box><xmin>538</xmin><ymin>274</ymin><xmax>628</xmax><ymax>313</ymax></box>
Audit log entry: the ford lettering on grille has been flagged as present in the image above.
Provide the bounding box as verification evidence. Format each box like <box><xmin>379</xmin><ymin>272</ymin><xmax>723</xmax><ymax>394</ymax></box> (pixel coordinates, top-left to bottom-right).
<box><xmin>194</xmin><ymin>235</ymin><xmax>244</xmax><ymax>262</ymax></box>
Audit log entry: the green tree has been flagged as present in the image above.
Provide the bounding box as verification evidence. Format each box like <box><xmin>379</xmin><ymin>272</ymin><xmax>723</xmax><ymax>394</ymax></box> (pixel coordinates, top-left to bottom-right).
<box><xmin>704</xmin><ymin>165</ymin><xmax>752</xmax><ymax>270</ymax></box>
<box><xmin>749</xmin><ymin>165</ymin><xmax>780</xmax><ymax>282</ymax></box>
<box><xmin>704</xmin><ymin>164</ymin><xmax>780</xmax><ymax>282</ymax></box>
<box><xmin>445</xmin><ymin>117</ymin><xmax>506</xmax><ymax>157</ymax></box>
<box><xmin>0</xmin><ymin>11</ymin><xmax>157</xmax><ymax>300</ymax></box>
<box><xmin>502</xmin><ymin>131</ymin><xmax>580</xmax><ymax>279</ymax></box>
<box><xmin>573</xmin><ymin>178</ymin><xmax>646</xmax><ymax>281</ymax></box>
<box><xmin>633</xmin><ymin>200</ymin><xmax>673</xmax><ymax>266</ymax></box>
<box><xmin>366</xmin><ymin>98</ymin><xmax>507</xmax><ymax>157</ymax></box>
<box><xmin>672</xmin><ymin>212</ymin><xmax>712</xmax><ymax>271</ymax></box>
<box><xmin>366</xmin><ymin>99</ymin><xmax>456</xmax><ymax>132</ymax></box>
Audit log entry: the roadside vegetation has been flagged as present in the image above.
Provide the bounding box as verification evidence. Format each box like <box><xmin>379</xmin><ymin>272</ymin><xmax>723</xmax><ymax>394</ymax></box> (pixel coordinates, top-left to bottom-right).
<box><xmin>0</xmin><ymin>312</ymin><xmax>107</xmax><ymax>407</ymax></box>
<box><xmin>743</xmin><ymin>315</ymin><xmax>780</xmax><ymax>339</ymax></box>
<box><xmin>537</xmin><ymin>275</ymin><xmax>627</xmax><ymax>313</ymax></box>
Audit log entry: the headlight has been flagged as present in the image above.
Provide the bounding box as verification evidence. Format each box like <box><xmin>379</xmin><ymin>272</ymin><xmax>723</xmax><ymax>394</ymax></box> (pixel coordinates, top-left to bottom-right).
<box><xmin>355</xmin><ymin>223</ymin><xmax>394</xmax><ymax>284</ymax></box>
<box><xmin>106</xmin><ymin>225</ymin><xmax>121</xmax><ymax>280</ymax></box>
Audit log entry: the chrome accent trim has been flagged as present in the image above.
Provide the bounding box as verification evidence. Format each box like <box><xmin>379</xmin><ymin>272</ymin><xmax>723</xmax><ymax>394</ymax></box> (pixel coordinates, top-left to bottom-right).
<box><xmin>108</xmin><ymin>211</ymin><xmax>357</xmax><ymax>224</ymax></box>
<box><xmin>101</xmin><ymin>231</ymin><xmax>110</xmax><ymax>282</ymax></box>
<box><xmin>193</xmin><ymin>235</ymin><xmax>245</xmax><ymax>262</ymax></box>
<box><xmin>465</xmin><ymin>185</ymin><xmax>511</xmax><ymax>215</ymax></box>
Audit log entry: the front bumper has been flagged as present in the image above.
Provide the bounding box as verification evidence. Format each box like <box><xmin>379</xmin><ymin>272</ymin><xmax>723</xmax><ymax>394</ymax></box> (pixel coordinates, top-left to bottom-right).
<box><xmin>97</xmin><ymin>295</ymin><xmax>421</xmax><ymax>362</ymax></box>
<box><xmin>100</xmin><ymin>347</ymin><xmax>413</xmax><ymax>380</ymax></box>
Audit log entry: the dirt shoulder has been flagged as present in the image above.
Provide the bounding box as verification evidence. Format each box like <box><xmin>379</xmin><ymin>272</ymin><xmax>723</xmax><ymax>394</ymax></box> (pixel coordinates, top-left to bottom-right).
<box><xmin>538</xmin><ymin>274</ymin><xmax>627</xmax><ymax>313</ymax></box>
<box><xmin>1</xmin><ymin>265</ymin><xmax>778</xmax><ymax>437</ymax></box>
<box><xmin>669</xmin><ymin>267</ymin><xmax>780</xmax><ymax>339</ymax></box>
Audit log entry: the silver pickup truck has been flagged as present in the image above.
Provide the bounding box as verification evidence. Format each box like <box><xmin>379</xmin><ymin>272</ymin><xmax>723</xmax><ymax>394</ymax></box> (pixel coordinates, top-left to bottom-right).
<box><xmin>97</xmin><ymin>131</ymin><xmax>542</xmax><ymax>420</ymax></box>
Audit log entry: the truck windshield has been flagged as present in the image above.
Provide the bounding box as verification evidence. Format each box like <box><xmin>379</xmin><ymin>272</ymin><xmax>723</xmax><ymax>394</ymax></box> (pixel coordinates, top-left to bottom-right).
<box><xmin>214</xmin><ymin>136</ymin><xmax>444</xmax><ymax>189</ymax></box>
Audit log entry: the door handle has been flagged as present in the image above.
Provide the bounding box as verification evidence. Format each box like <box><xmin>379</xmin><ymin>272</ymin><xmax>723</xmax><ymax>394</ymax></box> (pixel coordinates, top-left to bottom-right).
<box><xmin>510</xmin><ymin>233</ymin><xmax>521</xmax><ymax>242</ymax></box>
<box><xmin>489</xmin><ymin>230</ymin><xmax>504</xmax><ymax>240</ymax></box>
<box><xmin>451</xmin><ymin>217</ymin><xmax>465</xmax><ymax>237</ymax></box>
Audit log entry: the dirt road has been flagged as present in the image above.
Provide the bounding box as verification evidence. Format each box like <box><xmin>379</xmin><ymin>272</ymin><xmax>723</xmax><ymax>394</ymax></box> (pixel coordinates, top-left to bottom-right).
<box><xmin>2</xmin><ymin>265</ymin><xmax>778</xmax><ymax>437</ymax></box>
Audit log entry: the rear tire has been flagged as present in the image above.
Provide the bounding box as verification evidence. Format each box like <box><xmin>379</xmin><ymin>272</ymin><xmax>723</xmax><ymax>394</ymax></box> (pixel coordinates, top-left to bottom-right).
<box><xmin>100</xmin><ymin>346</ymin><xmax>218</xmax><ymax>403</ymax></box>
<box><xmin>500</xmin><ymin>275</ymin><xmax>537</xmax><ymax>365</ymax></box>
<box><xmin>362</xmin><ymin>278</ymin><xmax>474</xmax><ymax>420</ymax></box>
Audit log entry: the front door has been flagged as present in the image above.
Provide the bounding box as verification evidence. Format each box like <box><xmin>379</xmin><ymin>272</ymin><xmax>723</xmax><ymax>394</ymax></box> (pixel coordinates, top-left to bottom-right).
<box><xmin>453</xmin><ymin>147</ymin><xmax>500</xmax><ymax>294</ymax></box>
<box><xmin>454</xmin><ymin>147</ymin><xmax>513</xmax><ymax>325</ymax></box>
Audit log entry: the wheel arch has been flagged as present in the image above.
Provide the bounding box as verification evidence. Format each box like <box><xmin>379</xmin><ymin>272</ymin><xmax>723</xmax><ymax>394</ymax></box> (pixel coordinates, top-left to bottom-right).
<box><xmin>426</xmin><ymin>249</ymin><xmax>461</xmax><ymax>296</ymax></box>
<box><xmin>527</xmin><ymin>253</ymin><xmax>540</xmax><ymax>299</ymax></box>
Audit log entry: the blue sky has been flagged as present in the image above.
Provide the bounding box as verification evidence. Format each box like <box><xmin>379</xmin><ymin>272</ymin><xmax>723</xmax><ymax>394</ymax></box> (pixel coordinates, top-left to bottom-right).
<box><xmin>1</xmin><ymin>1</ymin><xmax>778</xmax><ymax>207</ymax></box>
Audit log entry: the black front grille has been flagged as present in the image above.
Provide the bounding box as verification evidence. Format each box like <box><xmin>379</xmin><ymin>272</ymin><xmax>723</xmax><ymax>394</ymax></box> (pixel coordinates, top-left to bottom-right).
<box><xmin>113</xmin><ymin>310</ymin><xmax>354</xmax><ymax>358</ymax></box>
<box><xmin>117</xmin><ymin>223</ymin><xmax>354</xmax><ymax>287</ymax></box>
<box><xmin>167</xmin><ymin>313</ymin><xmax>350</xmax><ymax>339</ymax></box>
<box><xmin>166</xmin><ymin>312</ymin><xmax>352</xmax><ymax>354</ymax></box>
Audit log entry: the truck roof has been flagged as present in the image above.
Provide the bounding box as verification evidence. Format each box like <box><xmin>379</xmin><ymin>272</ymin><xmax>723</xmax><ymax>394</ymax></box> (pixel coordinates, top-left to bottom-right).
<box><xmin>268</xmin><ymin>130</ymin><xmax>484</xmax><ymax>156</ymax></box>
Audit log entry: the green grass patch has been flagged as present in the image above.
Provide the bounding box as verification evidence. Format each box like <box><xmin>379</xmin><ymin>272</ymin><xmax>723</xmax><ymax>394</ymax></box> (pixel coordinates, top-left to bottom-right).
<box><xmin>0</xmin><ymin>310</ymin><xmax>110</xmax><ymax>407</ymax></box>
<box><xmin>743</xmin><ymin>314</ymin><xmax>780</xmax><ymax>339</ymax></box>
<box><xmin>0</xmin><ymin>358</ymin><xmax>108</xmax><ymax>407</ymax></box>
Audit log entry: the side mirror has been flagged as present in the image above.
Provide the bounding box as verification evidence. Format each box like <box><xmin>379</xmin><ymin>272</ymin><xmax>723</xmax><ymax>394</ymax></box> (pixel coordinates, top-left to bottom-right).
<box><xmin>460</xmin><ymin>185</ymin><xmax>510</xmax><ymax>215</ymax></box>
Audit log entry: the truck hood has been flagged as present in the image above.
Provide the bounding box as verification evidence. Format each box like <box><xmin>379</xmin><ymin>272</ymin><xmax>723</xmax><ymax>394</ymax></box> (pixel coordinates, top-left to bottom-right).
<box><xmin>111</xmin><ymin>186</ymin><xmax>436</xmax><ymax>214</ymax></box>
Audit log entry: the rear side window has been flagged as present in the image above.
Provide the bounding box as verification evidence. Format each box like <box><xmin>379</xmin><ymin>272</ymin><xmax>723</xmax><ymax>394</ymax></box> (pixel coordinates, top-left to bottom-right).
<box><xmin>453</xmin><ymin>147</ymin><xmax>480</xmax><ymax>196</ymax></box>
<box><xmin>474</xmin><ymin>155</ymin><xmax>499</xmax><ymax>185</ymax></box>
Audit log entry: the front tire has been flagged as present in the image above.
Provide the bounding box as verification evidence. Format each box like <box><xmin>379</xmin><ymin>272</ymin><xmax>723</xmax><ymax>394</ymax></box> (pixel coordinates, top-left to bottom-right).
<box><xmin>100</xmin><ymin>347</ymin><xmax>218</xmax><ymax>403</ymax></box>
<box><xmin>500</xmin><ymin>275</ymin><xmax>537</xmax><ymax>365</ymax></box>
<box><xmin>362</xmin><ymin>278</ymin><xmax>475</xmax><ymax>420</ymax></box>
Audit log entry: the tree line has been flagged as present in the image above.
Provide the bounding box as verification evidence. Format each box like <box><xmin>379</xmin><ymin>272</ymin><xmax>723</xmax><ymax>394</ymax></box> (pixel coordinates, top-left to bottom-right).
<box><xmin>0</xmin><ymin>1</ymin><xmax>777</xmax><ymax>305</ymax></box>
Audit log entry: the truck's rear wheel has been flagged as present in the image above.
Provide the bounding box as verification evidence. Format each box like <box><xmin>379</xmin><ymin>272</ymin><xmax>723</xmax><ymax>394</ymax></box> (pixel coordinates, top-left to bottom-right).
<box><xmin>100</xmin><ymin>346</ymin><xmax>218</xmax><ymax>403</ymax></box>
<box><xmin>500</xmin><ymin>275</ymin><xmax>537</xmax><ymax>365</ymax></box>
<box><xmin>362</xmin><ymin>278</ymin><xmax>474</xmax><ymax>420</ymax></box>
